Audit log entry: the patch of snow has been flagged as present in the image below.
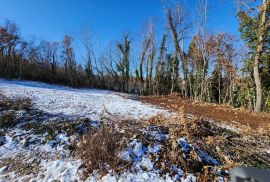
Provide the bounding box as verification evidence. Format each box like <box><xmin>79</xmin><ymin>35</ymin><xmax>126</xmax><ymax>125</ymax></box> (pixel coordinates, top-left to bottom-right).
<box><xmin>171</xmin><ymin>165</ymin><xmax>184</xmax><ymax>180</ymax></box>
<box><xmin>118</xmin><ymin>150</ymin><xmax>132</xmax><ymax>161</ymax></box>
<box><xmin>142</xmin><ymin>126</ymin><xmax>168</xmax><ymax>141</ymax></box>
<box><xmin>141</xmin><ymin>156</ymin><xmax>154</xmax><ymax>170</ymax></box>
<box><xmin>0</xmin><ymin>128</ymin><xmax>81</xmax><ymax>181</ymax></box>
<box><xmin>132</xmin><ymin>140</ymin><xmax>144</xmax><ymax>158</ymax></box>
<box><xmin>148</xmin><ymin>144</ymin><xmax>161</xmax><ymax>154</ymax></box>
<box><xmin>0</xmin><ymin>79</ymin><xmax>203</xmax><ymax>181</ymax></box>
<box><xmin>177</xmin><ymin>138</ymin><xmax>190</xmax><ymax>153</ymax></box>
<box><xmin>182</xmin><ymin>174</ymin><xmax>197</xmax><ymax>182</ymax></box>
<box><xmin>39</xmin><ymin>159</ymin><xmax>82</xmax><ymax>182</ymax></box>
<box><xmin>218</xmin><ymin>176</ymin><xmax>224</xmax><ymax>182</ymax></box>
<box><xmin>210</xmin><ymin>119</ymin><xmax>239</xmax><ymax>132</ymax></box>
<box><xmin>56</xmin><ymin>133</ymin><xmax>70</xmax><ymax>145</ymax></box>
<box><xmin>196</xmin><ymin>149</ymin><xmax>220</xmax><ymax>166</ymax></box>
<box><xmin>86</xmin><ymin>171</ymin><xmax>196</xmax><ymax>182</ymax></box>
<box><xmin>0</xmin><ymin>166</ymin><xmax>7</xmax><ymax>174</ymax></box>
<box><xmin>178</xmin><ymin>137</ymin><xmax>220</xmax><ymax>166</ymax></box>
<box><xmin>0</xmin><ymin>79</ymin><xmax>169</xmax><ymax>121</ymax></box>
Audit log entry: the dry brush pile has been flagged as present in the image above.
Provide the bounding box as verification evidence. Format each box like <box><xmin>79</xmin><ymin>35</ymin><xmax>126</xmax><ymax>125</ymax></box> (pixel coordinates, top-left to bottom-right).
<box><xmin>148</xmin><ymin>108</ymin><xmax>270</xmax><ymax>181</ymax></box>
<box><xmin>75</xmin><ymin>107</ymin><xmax>270</xmax><ymax>181</ymax></box>
<box><xmin>76</xmin><ymin>126</ymin><xmax>131</xmax><ymax>178</ymax></box>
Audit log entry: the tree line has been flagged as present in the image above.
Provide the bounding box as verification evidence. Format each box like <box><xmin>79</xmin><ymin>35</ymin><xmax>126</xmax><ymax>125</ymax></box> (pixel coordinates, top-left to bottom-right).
<box><xmin>0</xmin><ymin>0</ymin><xmax>269</xmax><ymax>112</ymax></box>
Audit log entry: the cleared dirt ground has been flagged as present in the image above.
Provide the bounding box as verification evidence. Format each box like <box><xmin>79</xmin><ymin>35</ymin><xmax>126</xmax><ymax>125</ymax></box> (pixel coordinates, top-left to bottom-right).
<box><xmin>141</xmin><ymin>95</ymin><xmax>270</xmax><ymax>130</ymax></box>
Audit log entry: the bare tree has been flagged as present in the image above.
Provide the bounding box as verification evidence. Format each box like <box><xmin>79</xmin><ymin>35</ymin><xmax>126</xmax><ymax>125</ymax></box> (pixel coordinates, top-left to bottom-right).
<box><xmin>40</xmin><ymin>40</ymin><xmax>59</xmax><ymax>80</ymax></box>
<box><xmin>167</xmin><ymin>8</ymin><xmax>180</xmax><ymax>94</ymax></box>
<box><xmin>82</xmin><ymin>28</ymin><xmax>95</xmax><ymax>87</ymax></box>
<box><xmin>0</xmin><ymin>20</ymin><xmax>20</xmax><ymax>78</ymax></box>
<box><xmin>61</xmin><ymin>35</ymin><xmax>77</xmax><ymax>86</ymax></box>
<box><xmin>155</xmin><ymin>34</ymin><xmax>167</xmax><ymax>95</ymax></box>
<box><xmin>116</xmin><ymin>35</ymin><xmax>131</xmax><ymax>92</ymax></box>
<box><xmin>192</xmin><ymin>0</ymin><xmax>209</xmax><ymax>101</ymax></box>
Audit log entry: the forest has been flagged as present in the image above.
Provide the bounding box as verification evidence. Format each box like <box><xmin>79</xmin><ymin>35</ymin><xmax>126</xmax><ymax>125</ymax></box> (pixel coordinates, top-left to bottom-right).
<box><xmin>0</xmin><ymin>0</ymin><xmax>269</xmax><ymax>112</ymax></box>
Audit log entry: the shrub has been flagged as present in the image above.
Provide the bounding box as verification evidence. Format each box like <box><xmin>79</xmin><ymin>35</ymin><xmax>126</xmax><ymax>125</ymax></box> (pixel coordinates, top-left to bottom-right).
<box><xmin>0</xmin><ymin>92</ymin><xmax>32</xmax><ymax>111</ymax></box>
<box><xmin>0</xmin><ymin>111</ymin><xmax>17</xmax><ymax>128</ymax></box>
<box><xmin>12</xmin><ymin>98</ymin><xmax>32</xmax><ymax>111</ymax></box>
<box><xmin>76</xmin><ymin>126</ymin><xmax>129</xmax><ymax>177</ymax></box>
<box><xmin>21</xmin><ymin>122</ymin><xmax>56</xmax><ymax>141</ymax></box>
<box><xmin>0</xmin><ymin>93</ymin><xmax>10</xmax><ymax>109</ymax></box>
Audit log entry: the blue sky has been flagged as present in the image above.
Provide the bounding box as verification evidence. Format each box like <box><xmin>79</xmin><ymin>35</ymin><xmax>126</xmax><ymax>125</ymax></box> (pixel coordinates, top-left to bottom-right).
<box><xmin>0</xmin><ymin>0</ymin><xmax>240</xmax><ymax>63</ymax></box>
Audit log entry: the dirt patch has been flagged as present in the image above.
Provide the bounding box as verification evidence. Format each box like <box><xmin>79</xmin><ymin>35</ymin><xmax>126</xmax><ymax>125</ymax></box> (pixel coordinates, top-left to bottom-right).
<box><xmin>141</xmin><ymin>95</ymin><xmax>270</xmax><ymax>130</ymax></box>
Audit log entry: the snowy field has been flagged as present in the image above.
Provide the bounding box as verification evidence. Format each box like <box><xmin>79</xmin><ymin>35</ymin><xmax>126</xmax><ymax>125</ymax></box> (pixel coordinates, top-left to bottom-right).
<box><xmin>0</xmin><ymin>80</ymin><xmax>225</xmax><ymax>182</ymax></box>
<box><xmin>0</xmin><ymin>79</ymin><xmax>189</xmax><ymax>182</ymax></box>
<box><xmin>0</xmin><ymin>79</ymin><xmax>168</xmax><ymax>121</ymax></box>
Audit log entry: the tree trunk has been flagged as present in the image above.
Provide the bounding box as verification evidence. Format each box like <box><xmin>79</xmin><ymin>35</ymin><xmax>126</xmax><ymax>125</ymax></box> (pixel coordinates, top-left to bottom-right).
<box><xmin>254</xmin><ymin>57</ymin><xmax>263</xmax><ymax>112</ymax></box>
<box><xmin>168</xmin><ymin>9</ymin><xmax>180</xmax><ymax>94</ymax></box>
<box><xmin>254</xmin><ymin>0</ymin><xmax>267</xmax><ymax>112</ymax></box>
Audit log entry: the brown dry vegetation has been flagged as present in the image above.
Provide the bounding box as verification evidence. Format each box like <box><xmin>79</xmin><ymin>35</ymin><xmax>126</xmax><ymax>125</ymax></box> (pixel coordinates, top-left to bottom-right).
<box><xmin>0</xmin><ymin>154</ymin><xmax>40</xmax><ymax>179</ymax></box>
<box><xmin>147</xmin><ymin>109</ymin><xmax>270</xmax><ymax>181</ymax></box>
<box><xmin>0</xmin><ymin>93</ymin><xmax>32</xmax><ymax>128</ymax></box>
<box><xmin>0</xmin><ymin>92</ymin><xmax>32</xmax><ymax>111</ymax></box>
<box><xmin>141</xmin><ymin>95</ymin><xmax>270</xmax><ymax>130</ymax></box>
<box><xmin>0</xmin><ymin>111</ymin><xmax>17</xmax><ymax>128</ymax></box>
<box><xmin>141</xmin><ymin>95</ymin><xmax>270</xmax><ymax>169</ymax></box>
<box><xmin>76</xmin><ymin>125</ymin><xmax>131</xmax><ymax>178</ymax></box>
<box><xmin>75</xmin><ymin>110</ymin><xmax>270</xmax><ymax>181</ymax></box>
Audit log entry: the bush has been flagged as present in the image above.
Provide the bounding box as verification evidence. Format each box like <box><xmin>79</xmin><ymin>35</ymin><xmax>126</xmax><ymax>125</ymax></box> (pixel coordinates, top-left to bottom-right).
<box><xmin>76</xmin><ymin>126</ymin><xmax>129</xmax><ymax>177</ymax></box>
<box><xmin>0</xmin><ymin>111</ymin><xmax>17</xmax><ymax>128</ymax></box>
<box><xmin>21</xmin><ymin>122</ymin><xmax>57</xmax><ymax>141</ymax></box>
<box><xmin>0</xmin><ymin>92</ymin><xmax>32</xmax><ymax>111</ymax></box>
<box><xmin>0</xmin><ymin>93</ymin><xmax>10</xmax><ymax>109</ymax></box>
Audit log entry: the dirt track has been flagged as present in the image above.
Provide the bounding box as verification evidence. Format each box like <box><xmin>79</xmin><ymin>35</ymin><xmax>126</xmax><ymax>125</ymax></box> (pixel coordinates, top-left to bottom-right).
<box><xmin>141</xmin><ymin>95</ymin><xmax>270</xmax><ymax>130</ymax></box>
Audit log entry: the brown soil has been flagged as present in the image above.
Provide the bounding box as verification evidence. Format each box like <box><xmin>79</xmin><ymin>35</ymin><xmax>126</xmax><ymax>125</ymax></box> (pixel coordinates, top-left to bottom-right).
<box><xmin>141</xmin><ymin>95</ymin><xmax>270</xmax><ymax>130</ymax></box>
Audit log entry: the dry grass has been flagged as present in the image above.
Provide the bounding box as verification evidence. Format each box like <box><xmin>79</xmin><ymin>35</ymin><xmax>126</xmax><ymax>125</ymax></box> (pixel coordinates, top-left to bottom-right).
<box><xmin>0</xmin><ymin>111</ymin><xmax>17</xmax><ymax>128</ymax></box>
<box><xmin>76</xmin><ymin>125</ymin><xmax>131</xmax><ymax>178</ymax></box>
<box><xmin>0</xmin><ymin>92</ymin><xmax>32</xmax><ymax>128</ymax></box>
<box><xmin>0</xmin><ymin>154</ymin><xmax>40</xmax><ymax>179</ymax></box>
<box><xmin>146</xmin><ymin>108</ymin><xmax>270</xmax><ymax>181</ymax></box>
<box><xmin>0</xmin><ymin>92</ymin><xmax>32</xmax><ymax>111</ymax></box>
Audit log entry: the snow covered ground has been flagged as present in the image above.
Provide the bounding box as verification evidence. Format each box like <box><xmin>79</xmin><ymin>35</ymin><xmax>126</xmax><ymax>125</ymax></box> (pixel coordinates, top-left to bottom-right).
<box><xmin>0</xmin><ymin>80</ymin><xmax>224</xmax><ymax>182</ymax></box>
<box><xmin>0</xmin><ymin>79</ymin><xmax>184</xmax><ymax>182</ymax></box>
<box><xmin>0</xmin><ymin>79</ymin><xmax>169</xmax><ymax>121</ymax></box>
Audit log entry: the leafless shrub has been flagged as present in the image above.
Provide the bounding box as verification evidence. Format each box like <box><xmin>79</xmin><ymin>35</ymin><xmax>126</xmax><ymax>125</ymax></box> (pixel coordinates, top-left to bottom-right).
<box><xmin>76</xmin><ymin>126</ymin><xmax>130</xmax><ymax>178</ymax></box>
<box><xmin>0</xmin><ymin>92</ymin><xmax>10</xmax><ymax>109</ymax></box>
<box><xmin>0</xmin><ymin>92</ymin><xmax>32</xmax><ymax>111</ymax></box>
<box><xmin>0</xmin><ymin>111</ymin><xmax>17</xmax><ymax>128</ymax></box>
